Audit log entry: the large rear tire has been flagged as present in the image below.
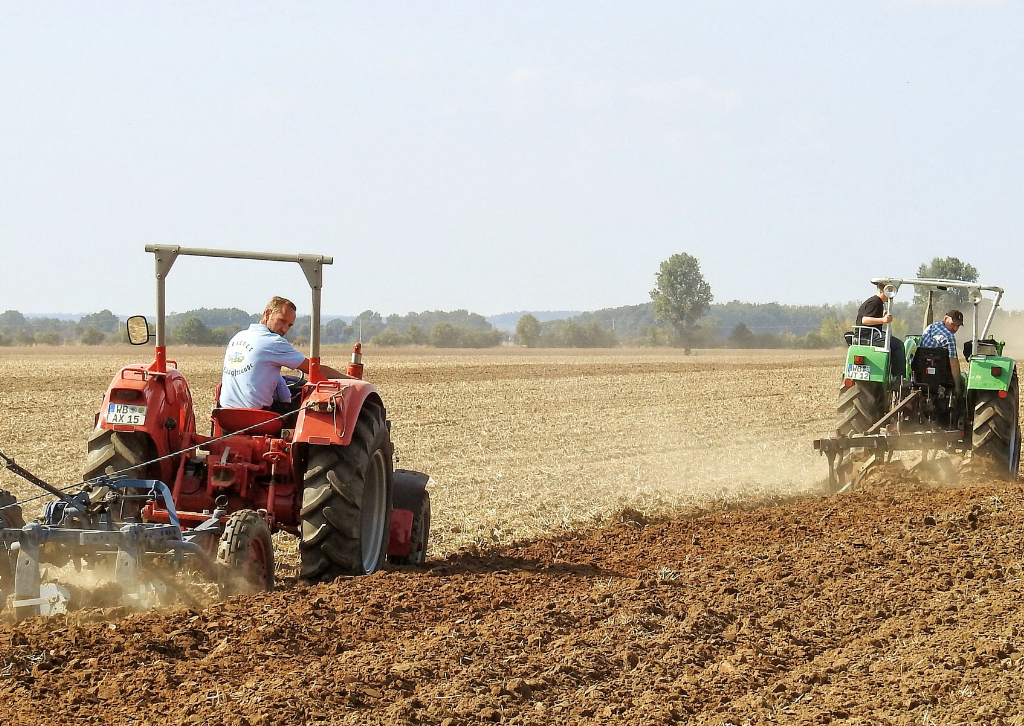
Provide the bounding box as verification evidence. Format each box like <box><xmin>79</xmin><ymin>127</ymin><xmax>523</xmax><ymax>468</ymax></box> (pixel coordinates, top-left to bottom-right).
<box><xmin>835</xmin><ymin>381</ymin><xmax>883</xmax><ymax>436</ymax></box>
<box><xmin>0</xmin><ymin>490</ymin><xmax>25</xmax><ymax>530</ymax></box>
<box><xmin>0</xmin><ymin>490</ymin><xmax>23</xmax><ymax>599</ymax></box>
<box><xmin>82</xmin><ymin>429</ymin><xmax>158</xmax><ymax>481</ymax></box>
<box><xmin>972</xmin><ymin>374</ymin><xmax>1020</xmax><ymax>479</ymax></box>
<box><xmin>217</xmin><ymin>509</ymin><xmax>275</xmax><ymax>596</ymax></box>
<box><xmin>831</xmin><ymin>381</ymin><xmax>884</xmax><ymax>494</ymax></box>
<box><xmin>299</xmin><ymin>404</ymin><xmax>393</xmax><ymax>583</ymax></box>
<box><xmin>82</xmin><ymin>429</ymin><xmax>158</xmax><ymax>520</ymax></box>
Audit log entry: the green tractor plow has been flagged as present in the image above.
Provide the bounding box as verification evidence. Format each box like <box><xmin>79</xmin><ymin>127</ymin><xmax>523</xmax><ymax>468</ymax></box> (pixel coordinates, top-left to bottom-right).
<box><xmin>814</xmin><ymin>278</ymin><xmax>1021</xmax><ymax>492</ymax></box>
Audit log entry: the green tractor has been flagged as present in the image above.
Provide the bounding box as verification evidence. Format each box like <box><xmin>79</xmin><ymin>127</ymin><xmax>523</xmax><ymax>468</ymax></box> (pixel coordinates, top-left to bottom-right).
<box><xmin>814</xmin><ymin>278</ymin><xmax>1021</xmax><ymax>492</ymax></box>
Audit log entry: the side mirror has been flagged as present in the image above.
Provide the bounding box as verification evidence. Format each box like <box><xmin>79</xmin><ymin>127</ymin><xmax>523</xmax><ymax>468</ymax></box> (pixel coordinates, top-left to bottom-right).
<box><xmin>126</xmin><ymin>316</ymin><xmax>151</xmax><ymax>346</ymax></box>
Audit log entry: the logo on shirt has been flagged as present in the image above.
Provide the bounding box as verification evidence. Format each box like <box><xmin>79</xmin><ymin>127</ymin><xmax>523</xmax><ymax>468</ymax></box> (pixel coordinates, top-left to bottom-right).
<box><xmin>224</xmin><ymin>343</ymin><xmax>253</xmax><ymax>377</ymax></box>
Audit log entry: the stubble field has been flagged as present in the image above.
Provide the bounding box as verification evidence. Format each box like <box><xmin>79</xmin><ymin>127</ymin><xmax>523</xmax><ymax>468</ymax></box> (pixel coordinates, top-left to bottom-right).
<box><xmin>0</xmin><ymin>346</ymin><xmax>840</xmax><ymax>553</ymax></box>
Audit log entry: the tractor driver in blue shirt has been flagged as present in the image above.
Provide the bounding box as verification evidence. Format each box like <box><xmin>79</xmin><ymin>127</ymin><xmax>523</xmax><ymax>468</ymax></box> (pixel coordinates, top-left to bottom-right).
<box><xmin>220</xmin><ymin>296</ymin><xmax>345</xmax><ymax>412</ymax></box>
<box><xmin>919</xmin><ymin>309</ymin><xmax>965</xmax><ymax>396</ymax></box>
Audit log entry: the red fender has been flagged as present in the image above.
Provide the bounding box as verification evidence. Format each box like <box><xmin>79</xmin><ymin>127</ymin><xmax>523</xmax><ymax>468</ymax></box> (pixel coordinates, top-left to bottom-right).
<box><xmin>292</xmin><ymin>379</ymin><xmax>384</xmax><ymax>446</ymax></box>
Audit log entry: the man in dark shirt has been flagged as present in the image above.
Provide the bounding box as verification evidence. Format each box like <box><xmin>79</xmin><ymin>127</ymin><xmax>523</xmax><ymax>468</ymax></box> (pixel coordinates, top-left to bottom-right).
<box><xmin>855</xmin><ymin>283</ymin><xmax>905</xmax><ymax>380</ymax></box>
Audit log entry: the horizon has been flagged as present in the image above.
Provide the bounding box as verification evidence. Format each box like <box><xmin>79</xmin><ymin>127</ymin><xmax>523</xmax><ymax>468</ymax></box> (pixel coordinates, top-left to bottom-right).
<box><xmin>11</xmin><ymin>295</ymin><xmax>1021</xmax><ymax>325</ymax></box>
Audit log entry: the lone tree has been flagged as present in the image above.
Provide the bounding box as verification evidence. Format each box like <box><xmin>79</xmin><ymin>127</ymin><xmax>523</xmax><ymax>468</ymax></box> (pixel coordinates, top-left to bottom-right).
<box><xmin>728</xmin><ymin>322</ymin><xmax>755</xmax><ymax>348</ymax></box>
<box><xmin>0</xmin><ymin>310</ymin><xmax>26</xmax><ymax>329</ymax></box>
<box><xmin>516</xmin><ymin>314</ymin><xmax>541</xmax><ymax>348</ymax></box>
<box><xmin>913</xmin><ymin>256</ymin><xmax>979</xmax><ymax>309</ymax></box>
<box><xmin>650</xmin><ymin>253</ymin><xmax>713</xmax><ymax>352</ymax></box>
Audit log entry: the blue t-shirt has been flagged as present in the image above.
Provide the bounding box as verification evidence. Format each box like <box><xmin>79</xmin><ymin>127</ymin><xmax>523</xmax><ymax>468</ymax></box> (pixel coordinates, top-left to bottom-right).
<box><xmin>920</xmin><ymin>321</ymin><xmax>958</xmax><ymax>359</ymax></box>
<box><xmin>220</xmin><ymin>324</ymin><xmax>306</xmax><ymax>409</ymax></box>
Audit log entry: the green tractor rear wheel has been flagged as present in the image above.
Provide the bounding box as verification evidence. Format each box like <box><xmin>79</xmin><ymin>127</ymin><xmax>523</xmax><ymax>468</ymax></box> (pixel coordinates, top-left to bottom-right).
<box><xmin>835</xmin><ymin>381</ymin><xmax>883</xmax><ymax>437</ymax></box>
<box><xmin>971</xmin><ymin>374</ymin><xmax>1020</xmax><ymax>479</ymax></box>
<box><xmin>831</xmin><ymin>381</ymin><xmax>884</xmax><ymax>493</ymax></box>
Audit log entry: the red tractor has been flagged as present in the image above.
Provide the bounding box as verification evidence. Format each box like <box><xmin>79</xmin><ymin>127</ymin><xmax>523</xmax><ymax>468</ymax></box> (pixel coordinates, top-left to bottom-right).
<box><xmin>77</xmin><ymin>246</ymin><xmax>430</xmax><ymax>592</ymax></box>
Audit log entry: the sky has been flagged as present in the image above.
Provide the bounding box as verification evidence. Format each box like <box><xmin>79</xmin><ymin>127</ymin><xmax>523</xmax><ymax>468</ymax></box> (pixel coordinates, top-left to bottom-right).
<box><xmin>1</xmin><ymin>1</ymin><xmax>1023</xmax><ymax>318</ymax></box>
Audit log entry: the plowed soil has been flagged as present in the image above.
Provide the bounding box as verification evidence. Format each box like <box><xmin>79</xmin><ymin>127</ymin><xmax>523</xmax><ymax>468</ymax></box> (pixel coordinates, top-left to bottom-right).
<box><xmin>2</xmin><ymin>472</ymin><xmax>1024</xmax><ymax>725</ymax></box>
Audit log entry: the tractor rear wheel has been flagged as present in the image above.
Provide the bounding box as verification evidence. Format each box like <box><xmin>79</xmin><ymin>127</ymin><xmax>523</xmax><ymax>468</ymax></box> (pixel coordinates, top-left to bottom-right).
<box><xmin>831</xmin><ymin>381</ymin><xmax>884</xmax><ymax>493</ymax></box>
<box><xmin>0</xmin><ymin>490</ymin><xmax>23</xmax><ymax>598</ymax></box>
<box><xmin>299</xmin><ymin>404</ymin><xmax>393</xmax><ymax>583</ymax></box>
<box><xmin>83</xmin><ymin>429</ymin><xmax>158</xmax><ymax>481</ymax></box>
<box><xmin>972</xmin><ymin>374</ymin><xmax>1020</xmax><ymax>479</ymax></box>
<box><xmin>82</xmin><ymin>429</ymin><xmax>158</xmax><ymax>519</ymax></box>
<box><xmin>834</xmin><ymin>381</ymin><xmax>882</xmax><ymax>436</ymax></box>
<box><xmin>217</xmin><ymin>509</ymin><xmax>275</xmax><ymax>596</ymax></box>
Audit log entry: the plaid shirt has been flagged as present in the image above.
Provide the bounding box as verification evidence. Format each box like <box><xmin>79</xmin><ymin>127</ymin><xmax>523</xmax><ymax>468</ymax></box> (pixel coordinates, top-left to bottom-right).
<box><xmin>920</xmin><ymin>321</ymin><xmax>958</xmax><ymax>359</ymax></box>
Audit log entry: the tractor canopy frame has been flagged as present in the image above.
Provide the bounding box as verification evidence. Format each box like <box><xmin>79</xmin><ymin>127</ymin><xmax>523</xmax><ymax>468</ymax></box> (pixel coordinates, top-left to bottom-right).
<box><xmin>144</xmin><ymin>245</ymin><xmax>334</xmax><ymax>380</ymax></box>
<box><xmin>870</xmin><ymin>277</ymin><xmax>1005</xmax><ymax>358</ymax></box>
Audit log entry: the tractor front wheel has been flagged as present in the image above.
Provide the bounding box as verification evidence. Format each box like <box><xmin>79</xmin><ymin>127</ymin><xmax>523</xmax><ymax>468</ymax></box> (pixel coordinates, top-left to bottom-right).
<box><xmin>217</xmin><ymin>509</ymin><xmax>275</xmax><ymax>596</ymax></box>
<box><xmin>972</xmin><ymin>374</ymin><xmax>1020</xmax><ymax>479</ymax></box>
<box><xmin>299</xmin><ymin>404</ymin><xmax>393</xmax><ymax>583</ymax></box>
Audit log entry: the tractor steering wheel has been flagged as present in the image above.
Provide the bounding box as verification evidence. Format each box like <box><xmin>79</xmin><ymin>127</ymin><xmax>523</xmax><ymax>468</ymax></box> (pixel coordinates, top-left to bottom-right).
<box><xmin>283</xmin><ymin>373</ymin><xmax>306</xmax><ymax>399</ymax></box>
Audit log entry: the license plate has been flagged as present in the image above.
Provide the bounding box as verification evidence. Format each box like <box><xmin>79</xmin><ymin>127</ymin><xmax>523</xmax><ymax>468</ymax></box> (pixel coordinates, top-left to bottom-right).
<box><xmin>846</xmin><ymin>364</ymin><xmax>871</xmax><ymax>381</ymax></box>
<box><xmin>107</xmin><ymin>403</ymin><xmax>147</xmax><ymax>425</ymax></box>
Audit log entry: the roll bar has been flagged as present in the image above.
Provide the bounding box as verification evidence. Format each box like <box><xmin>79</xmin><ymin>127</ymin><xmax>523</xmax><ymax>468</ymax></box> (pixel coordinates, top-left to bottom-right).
<box><xmin>870</xmin><ymin>277</ymin><xmax>1004</xmax><ymax>358</ymax></box>
<box><xmin>144</xmin><ymin>246</ymin><xmax>334</xmax><ymax>377</ymax></box>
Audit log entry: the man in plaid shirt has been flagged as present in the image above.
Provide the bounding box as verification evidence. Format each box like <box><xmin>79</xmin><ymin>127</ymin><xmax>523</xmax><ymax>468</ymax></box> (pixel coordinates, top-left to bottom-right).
<box><xmin>919</xmin><ymin>309</ymin><xmax>965</xmax><ymax>395</ymax></box>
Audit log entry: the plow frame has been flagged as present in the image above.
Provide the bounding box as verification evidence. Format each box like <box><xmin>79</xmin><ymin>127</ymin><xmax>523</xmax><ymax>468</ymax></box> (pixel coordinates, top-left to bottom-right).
<box><xmin>814</xmin><ymin>430</ymin><xmax>968</xmax><ymax>493</ymax></box>
<box><xmin>0</xmin><ymin>478</ymin><xmax>222</xmax><ymax>620</ymax></box>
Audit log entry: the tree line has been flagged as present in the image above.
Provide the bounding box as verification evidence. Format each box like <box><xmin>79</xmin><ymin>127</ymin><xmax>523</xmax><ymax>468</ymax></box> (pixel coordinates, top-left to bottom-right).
<box><xmin>0</xmin><ymin>307</ymin><xmax>513</xmax><ymax>349</ymax></box>
<box><xmin>0</xmin><ymin>256</ymin><xmax>997</xmax><ymax>349</ymax></box>
<box><xmin>0</xmin><ymin>309</ymin><xmax>121</xmax><ymax>347</ymax></box>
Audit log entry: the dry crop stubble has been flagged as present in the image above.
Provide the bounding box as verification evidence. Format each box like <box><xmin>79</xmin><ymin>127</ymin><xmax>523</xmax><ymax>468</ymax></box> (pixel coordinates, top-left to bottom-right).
<box><xmin>0</xmin><ymin>347</ymin><xmax>843</xmax><ymax>555</ymax></box>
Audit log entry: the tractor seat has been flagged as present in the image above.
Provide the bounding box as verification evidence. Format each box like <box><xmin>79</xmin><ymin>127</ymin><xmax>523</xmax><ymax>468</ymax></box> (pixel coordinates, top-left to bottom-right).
<box><xmin>211</xmin><ymin>408</ymin><xmax>283</xmax><ymax>437</ymax></box>
<box><xmin>911</xmin><ymin>347</ymin><xmax>956</xmax><ymax>391</ymax></box>
<box><xmin>844</xmin><ymin>326</ymin><xmax>884</xmax><ymax>347</ymax></box>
